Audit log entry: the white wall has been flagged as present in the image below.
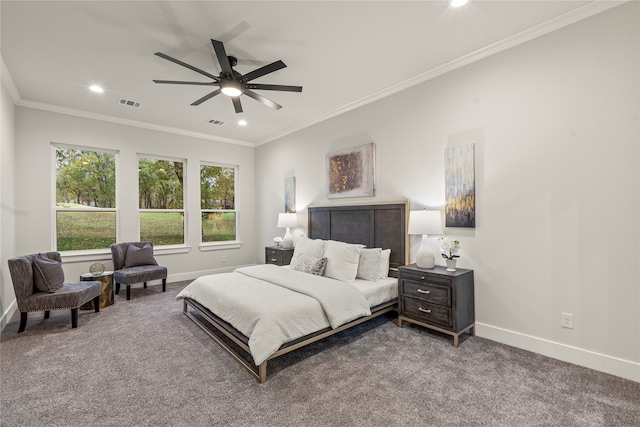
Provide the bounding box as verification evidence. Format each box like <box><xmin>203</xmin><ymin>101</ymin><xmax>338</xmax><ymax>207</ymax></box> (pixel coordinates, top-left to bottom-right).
<box><xmin>1</xmin><ymin>80</ymin><xmax>17</xmax><ymax>327</ymax></box>
<box><xmin>12</xmin><ymin>108</ymin><xmax>256</xmax><ymax>284</ymax></box>
<box><xmin>255</xmin><ymin>4</ymin><xmax>639</xmax><ymax>381</ymax></box>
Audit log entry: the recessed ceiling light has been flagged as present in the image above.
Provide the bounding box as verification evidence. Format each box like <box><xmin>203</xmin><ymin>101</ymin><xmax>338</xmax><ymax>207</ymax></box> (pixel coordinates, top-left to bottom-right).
<box><xmin>89</xmin><ymin>85</ymin><xmax>104</xmax><ymax>93</ymax></box>
<box><xmin>238</xmin><ymin>119</ymin><xmax>248</xmax><ymax>126</ymax></box>
<box><xmin>449</xmin><ymin>0</ymin><xmax>469</xmax><ymax>8</ymax></box>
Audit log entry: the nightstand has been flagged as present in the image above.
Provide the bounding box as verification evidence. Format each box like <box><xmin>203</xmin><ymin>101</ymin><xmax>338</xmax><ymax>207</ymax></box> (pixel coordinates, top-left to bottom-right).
<box><xmin>265</xmin><ymin>246</ymin><xmax>294</xmax><ymax>266</ymax></box>
<box><xmin>398</xmin><ymin>264</ymin><xmax>475</xmax><ymax>347</ymax></box>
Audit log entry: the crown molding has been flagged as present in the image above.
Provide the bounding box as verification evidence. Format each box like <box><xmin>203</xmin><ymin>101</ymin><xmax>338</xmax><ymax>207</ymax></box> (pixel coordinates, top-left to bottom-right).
<box><xmin>254</xmin><ymin>0</ymin><xmax>627</xmax><ymax>146</ymax></box>
<box><xmin>15</xmin><ymin>99</ymin><xmax>254</xmax><ymax>148</ymax></box>
<box><xmin>1</xmin><ymin>55</ymin><xmax>21</xmax><ymax>103</ymax></box>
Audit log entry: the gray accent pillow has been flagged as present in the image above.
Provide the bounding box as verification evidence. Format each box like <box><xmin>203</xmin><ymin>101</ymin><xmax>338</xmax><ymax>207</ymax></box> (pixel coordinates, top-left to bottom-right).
<box><xmin>124</xmin><ymin>243</ymin><xmax>157</xmax><ymax>267</ymax></box>
<box><xmin>33</xmin><ymin>257</ymin><xmax>65</xmax><ymax>293</ymax></box>
<box><xmin>292</xmin><ymin>254</ymin><xmax>327</xmax><ymax>276</ymax></box>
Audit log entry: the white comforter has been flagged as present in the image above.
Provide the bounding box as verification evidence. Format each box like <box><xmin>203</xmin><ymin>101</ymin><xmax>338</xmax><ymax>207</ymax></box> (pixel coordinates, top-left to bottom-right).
<box><xmin>176</xmin><ymin>264</ymin><xmax>371</xmax><ymax>365</ymax></box>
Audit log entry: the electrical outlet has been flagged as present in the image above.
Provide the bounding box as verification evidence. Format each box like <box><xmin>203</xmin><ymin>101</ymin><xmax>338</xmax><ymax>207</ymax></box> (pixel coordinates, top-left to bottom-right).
<box><xmin>561</xmin><ymin>312</ymin><xmax>574</xmax><ymax>329</ymax></box>
<box><xmin>221</xmin><ymin>256</ymin><xmax>227</xmax><ymax>264</ymax></box>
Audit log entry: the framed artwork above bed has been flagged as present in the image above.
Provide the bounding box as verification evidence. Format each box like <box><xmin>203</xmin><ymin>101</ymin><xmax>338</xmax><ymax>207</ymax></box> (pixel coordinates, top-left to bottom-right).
<box><xmin>326</xmin><ymin>143</ymin><xmax>375</xmax><ymax>199</ymax></box>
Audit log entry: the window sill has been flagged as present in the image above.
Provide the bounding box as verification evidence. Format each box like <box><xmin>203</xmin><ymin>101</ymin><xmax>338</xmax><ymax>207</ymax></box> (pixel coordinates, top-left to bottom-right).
<box><xmin>199</xmin><ymin>241</ymin><xmax>243</xmax><ymax>252</ymax></box>
<box><xmin>61</xmin><ymin>250</ymin><xmax>112</xmax><ymax>264</ymax></box>
<box><xmin>60</xmin><ymin>244</ymin><xmax>190</xmax><ymax>263</ymax></box>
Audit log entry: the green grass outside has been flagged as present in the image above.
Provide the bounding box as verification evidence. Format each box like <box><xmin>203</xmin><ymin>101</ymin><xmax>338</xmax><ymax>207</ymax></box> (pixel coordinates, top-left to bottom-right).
<box><xmin>56</xmin><ymin>210</ymin><xmax>235</xmax><ymax>251</ymax></box>
<box><xmin>202</xmin><ymin>212</ymin><xmax>236</xmax><ymax>242</ymax></box>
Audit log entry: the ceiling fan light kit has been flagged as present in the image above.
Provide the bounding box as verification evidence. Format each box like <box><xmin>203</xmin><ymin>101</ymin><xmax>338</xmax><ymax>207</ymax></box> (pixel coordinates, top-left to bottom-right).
<box><xmin>221</xmin><ymin>80</ymin><xmax>243</xmax><ymax>97</ymax></box>
<box><xmin>153</xmin><ymin>39</ymin><xmax>302</xmax><ymax>114</ymax></box>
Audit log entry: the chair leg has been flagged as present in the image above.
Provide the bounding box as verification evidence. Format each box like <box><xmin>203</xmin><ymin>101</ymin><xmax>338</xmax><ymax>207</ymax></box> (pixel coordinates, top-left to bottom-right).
<box><xmin>18</xmin><ymin>312</ymin><xmax>27</xmax><ymax>333</ymax></box>
<box><xmin>162</xmin><ymin>278</ymin><xmax>166</xmax><ymax>292</ymax></box>
<box><xmin>143</xmin><ymin>282</ymin><xmax>147</xmax><ymax>289</ymax></box>
<box><xmin>44</xmin><ymin>310</ymin><xmax>50</xmax><ymax>319</ymax></box>
<box><xmin>71</xmin><ymin>308</ymin><xmax>78</xmax><ymax>329</ymax></box>
<box><xmin>126</xmin><ymin>285</ymin><xmax>131</xmax><ymax>300</ymax></box>
<box><xmin>115</xmin><ymin>282</ymin><xmax>120</xmax><ymax>295</ymax></box>
<box><xmin>93</xmin><ymin>295</ymin><xmax>100</xmax><ymax>313</ymax></box>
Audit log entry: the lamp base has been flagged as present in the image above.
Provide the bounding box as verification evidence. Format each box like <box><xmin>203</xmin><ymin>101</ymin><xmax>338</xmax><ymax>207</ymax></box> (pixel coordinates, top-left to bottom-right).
<box><xmin>282</xmin><ymin>228</ymin><xmax>294</xmax><ymax>249</ymax></box>
<box><xmin>415</xmin><ymin>235</ymin><xmax>435</xmax><ymax>269</ymax></box>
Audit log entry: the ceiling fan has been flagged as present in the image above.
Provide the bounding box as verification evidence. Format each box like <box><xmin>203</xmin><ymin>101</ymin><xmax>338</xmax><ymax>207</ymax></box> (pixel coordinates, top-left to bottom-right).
<box><xmin>153</xmin><ymin>39</ymin><xmax>302</xmax><ymax>113</ymax></box>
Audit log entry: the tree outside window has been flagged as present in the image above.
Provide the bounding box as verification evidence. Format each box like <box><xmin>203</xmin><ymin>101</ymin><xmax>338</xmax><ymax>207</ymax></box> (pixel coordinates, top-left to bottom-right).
<box><xmin>200</xmin><ymin>163</ymin><xmax>236</xmax><ymax>242</ymax></box>
<box><xmin>55</xmin><ymin>146</ymin><xmax>116</xmax><ymax>251</ymax></box>
<box><xmin>138</xmin><ymin>157</ymin><xmax>185</xmax><ymax>246</ymax></box>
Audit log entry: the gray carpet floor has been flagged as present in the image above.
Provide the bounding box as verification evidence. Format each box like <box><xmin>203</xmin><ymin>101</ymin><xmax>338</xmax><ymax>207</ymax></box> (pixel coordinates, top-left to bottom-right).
<box><xmin>1</xmin><ymin>280</ymin><xmax>639</xmax><ymax>427</ymax></box>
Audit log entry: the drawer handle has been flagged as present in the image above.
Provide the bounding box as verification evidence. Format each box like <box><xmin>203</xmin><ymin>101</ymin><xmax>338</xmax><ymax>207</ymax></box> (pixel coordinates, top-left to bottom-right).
<box><xmin>271</xmin><ymin>258</ymin><xmax>278</xmax><ymax>262</ymax></box>
<box><xmin>417</xmin><ymin>289</ymin><xmax>431</xmax><ymax>295</ymax></box>
<box><xmin>421</xmin><ymin>276</ymin><xmax>425</xmax><ymax>280</ymax></box>
<box><xmin>418</xmin><ymin>307</ymin><xmax>432</xmax><ymax>314</ymax></box>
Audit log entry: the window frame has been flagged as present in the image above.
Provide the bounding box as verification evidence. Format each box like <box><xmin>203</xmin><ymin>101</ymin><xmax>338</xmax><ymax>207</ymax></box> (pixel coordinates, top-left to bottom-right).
<box><xmin>137</xmin><ymin>154</ymin><xmax>187</xmax><ymax>248</ymax></box>
<box><xmin>199</xmin><ymin>161</ymin><xmax>241</xmax><ymax>251</ymax></box>
<box><xmin>52</xmin><ymin>143</ymin><xmax>118</xmax><ymax>260</ymax></box>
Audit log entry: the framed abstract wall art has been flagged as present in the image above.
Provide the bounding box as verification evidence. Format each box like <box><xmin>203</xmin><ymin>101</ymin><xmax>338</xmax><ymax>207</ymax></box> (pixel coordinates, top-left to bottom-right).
<box><xmin>326</xmin><ymin>143</ymin><xmax>376</xmax><ymax>199</ymax></box>
<box><xmin>284</xmin><ymin>176</ymin><xmax>296</xmax><ymax>213</ymax></box>
<box><xmin>445</xmin><ymin>143</ymin><xmax>475</xmax><ymax>228</ymax></box>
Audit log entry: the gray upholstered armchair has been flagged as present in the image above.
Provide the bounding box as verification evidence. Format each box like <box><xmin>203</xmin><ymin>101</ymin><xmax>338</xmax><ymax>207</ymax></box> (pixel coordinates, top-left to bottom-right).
<box><xmin>8</xmin><ymin>252</ymin><xmax>101</xmax><ymax>333</ymax></box>
<box><xmin>110</xmin><ymin>241</ymin><xmax>167</xmax><ymax>300</ymax></box>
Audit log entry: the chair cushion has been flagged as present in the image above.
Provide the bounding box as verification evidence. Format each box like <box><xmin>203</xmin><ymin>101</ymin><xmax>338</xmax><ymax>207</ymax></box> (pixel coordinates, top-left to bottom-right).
<box><xmin>124</xmin><ymin>243</ymin><xmax>157</xmax><ymax>267</ymax></box>
<box><xmin>33</xmin><ymin>257</ymin><xmax>65</xmax><ymax>293</ymax></box>
<box><xmin>19</xmin><ymin>281</ymin><xmax>101</xmax><ymax>312</ymax></box>
<box><xmin>113</xmin><ymin>265</ymin><xmax>167</xmax><ymax>285</ymax></box>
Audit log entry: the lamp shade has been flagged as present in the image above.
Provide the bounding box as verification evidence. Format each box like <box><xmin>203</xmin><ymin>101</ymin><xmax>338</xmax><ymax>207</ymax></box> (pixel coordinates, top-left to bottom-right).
<box><xmin>277</xmin><ymin>213</ymin><xmax>298</xmax><ymax>229</ymax></box>
<box><xmin>408</xmin><ymin>210</ymin><xmax>443</xmax><ymax>236</ymax></box>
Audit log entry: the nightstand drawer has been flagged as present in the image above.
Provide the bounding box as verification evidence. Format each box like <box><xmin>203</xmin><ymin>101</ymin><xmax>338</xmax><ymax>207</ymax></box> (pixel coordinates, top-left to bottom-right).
<box><xmin>401</xmin><ymin>296</ymin><xmax>452</xmax><ymax>328</ymax></box>
<box><xmin>400</xmin><ymin>280</ymin><xmax>450</xmax><ymax>306</ymax></box>
<box><xmin>398</xmin><ymin>268</ymin><xmax>452</xmax><ymax>286</ymax></box>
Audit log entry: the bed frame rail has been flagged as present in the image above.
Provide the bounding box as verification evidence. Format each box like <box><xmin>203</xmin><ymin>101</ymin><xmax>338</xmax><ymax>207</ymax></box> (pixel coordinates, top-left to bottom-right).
<box><xmin>183</xmin><ymin>297</ymin><xmax>397</xmax><ymax>383</ymax></box>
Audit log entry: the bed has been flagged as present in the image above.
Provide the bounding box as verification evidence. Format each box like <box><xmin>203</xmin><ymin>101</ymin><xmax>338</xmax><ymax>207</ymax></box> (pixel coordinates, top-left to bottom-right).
<box><xmin>178</xmin><ymin>202</ymin><xmax>408</xmax><ymax>383</ymax></box>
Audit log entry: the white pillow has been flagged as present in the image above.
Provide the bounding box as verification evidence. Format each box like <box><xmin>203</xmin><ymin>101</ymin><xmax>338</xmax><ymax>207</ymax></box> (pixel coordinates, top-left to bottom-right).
<box><xmin>323</xmin><ymin>240</ymin><xmax>361</xmax><ymax>283</ymax></box>
<box><xmin>357</xmin><ymin>248</ymin><xmax>382</xmax><ymax>281</ymax></box>
<box><xmin>379</xmin><ymin>249</ymin><xmax>391</xmax><ymax>279</ymax></box>
<box><xmin>289</xmin><ymin>235</ymin><xmax>326</xmax><ymax>269</ymax></box>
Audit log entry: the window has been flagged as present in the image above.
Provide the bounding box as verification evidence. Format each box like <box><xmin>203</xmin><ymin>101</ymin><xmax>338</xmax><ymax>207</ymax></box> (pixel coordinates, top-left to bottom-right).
<box><xmin>138</xmin><ymin>157</ymin><xmax>185</xmax><ymax>246</ymax></box>
<box><xmin>55</xmin><ymin>146</ymin><xmax>116</xmax><ymax>252</ymax></box>
<box><xmin>200</xmin><ymin>163</ymin><xmax>237</xmax><ymax>243</ymax></box>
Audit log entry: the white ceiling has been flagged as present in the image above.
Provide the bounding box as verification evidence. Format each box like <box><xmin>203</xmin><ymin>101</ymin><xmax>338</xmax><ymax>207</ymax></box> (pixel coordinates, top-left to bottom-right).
<box><xmin>0</xmin><ymin>1</ymin><xmax>620</xmax><ymax>146</ymax></box>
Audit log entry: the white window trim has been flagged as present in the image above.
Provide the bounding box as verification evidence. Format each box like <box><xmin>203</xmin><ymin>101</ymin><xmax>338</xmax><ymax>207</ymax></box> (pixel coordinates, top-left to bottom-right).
<box><xmin>200</xmin><ymin>161</ymin><xmax>239</xmax><ymax>246</ymax></box>
<box><xmin>137</xmin><ymin>154</ymin><xmax>187</xmax><ymax>246</ymax></box>
<box><xmin>52</xmin><ymin>143</ymin><xmax>118</xmax><ymax>253</ymax></box>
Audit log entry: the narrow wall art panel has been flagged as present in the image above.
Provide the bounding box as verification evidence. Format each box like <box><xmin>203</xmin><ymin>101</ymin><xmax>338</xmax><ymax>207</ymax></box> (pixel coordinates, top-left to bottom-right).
<box><xmin>445</xmin><ymin>143</ymin><xmax>475</xmax><ymax>228</ymax></box>
<box><xmin>326</xmin><ymin>143</ymin><xmax>375</xmax><ymax>199</ymax></box>
<box><xmin>285</xmin><ymin>176</ymin><xmax>296</xmax><ymax>213</ymax></box>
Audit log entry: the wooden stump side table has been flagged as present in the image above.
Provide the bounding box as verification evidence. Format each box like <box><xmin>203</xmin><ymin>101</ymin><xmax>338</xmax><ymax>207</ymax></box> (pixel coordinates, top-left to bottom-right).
<box><xmin>80</xmin><ymin>271</ymin><xmax>114</xmax><ymax>309</ymax></box>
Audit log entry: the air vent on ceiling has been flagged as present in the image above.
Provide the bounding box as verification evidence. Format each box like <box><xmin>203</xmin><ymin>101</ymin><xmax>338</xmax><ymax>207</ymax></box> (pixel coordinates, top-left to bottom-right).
<box><xmin>207</xmin><ymin>119</ymin><xmax>225</xmax><ymax>126</ymax></box>
<box><xmin>118</xmin><ymin>98</ymin><xmax>142</xmax><ymax>108</ymax></box>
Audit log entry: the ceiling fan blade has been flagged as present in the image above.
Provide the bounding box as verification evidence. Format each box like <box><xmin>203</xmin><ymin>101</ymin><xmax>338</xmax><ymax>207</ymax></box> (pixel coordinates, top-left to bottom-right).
<box><xmin>246</xmin><ymin>83</ymin><xmax>302</xmax><ymax>92</ymax></box>
<box><xmin>191</xmin><ymin>89</ymin><xmax>222</xmax><ymax>106</ymax></box>
<box><xmin>155</xmin><ymin>52</ymin><xmax>219</xmax><ymax>81</ymax></box>
<box><xmin>232</xmin><ymin>97</ymin><xmax>243</xmax><ymax>113</ymax></box>
<box><xmin>153</xmin><ymin>80</ymin><xmax>219</xmax><ymax>86</ymax></box>
<box><xmin>240</xmin><ymin>60</ymin><xmax>286</xmax><ymax>83</ymax></box>
<box><xmin>211</xmin><ymin>39</ymin><xmax>233</xmax><ymax>76</ymax></box>
<box><xmin>244</xmin><ymin>89</ymin><xmax>282</xmax><ymax>110</ymax></box>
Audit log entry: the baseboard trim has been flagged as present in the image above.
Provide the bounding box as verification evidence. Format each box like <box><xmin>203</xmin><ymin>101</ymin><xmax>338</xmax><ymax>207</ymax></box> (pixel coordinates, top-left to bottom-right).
<box><xmin>1</xmin><ymin>300</ymin><xmax>17</xmax><ymax>331</ymax></box>
<box><xmin>476</xmin><ymin>322</ymin><xmax>639</xmax><ymax>383</ymax></box>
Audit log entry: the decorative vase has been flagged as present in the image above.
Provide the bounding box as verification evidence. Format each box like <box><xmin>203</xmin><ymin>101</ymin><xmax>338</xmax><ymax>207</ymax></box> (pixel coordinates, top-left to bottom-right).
<box><xmin>446</xmin><ymin>259</ymin><xmax>457</xmax><ymax>272</ymax></box>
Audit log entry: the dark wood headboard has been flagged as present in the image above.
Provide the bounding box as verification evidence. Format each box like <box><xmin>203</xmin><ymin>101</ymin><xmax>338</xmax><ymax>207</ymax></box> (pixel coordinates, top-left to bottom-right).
<box><xmin>307</xmin><ymin>202</ymin><xmax>408</xmax><ymax>275</ymax></box>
